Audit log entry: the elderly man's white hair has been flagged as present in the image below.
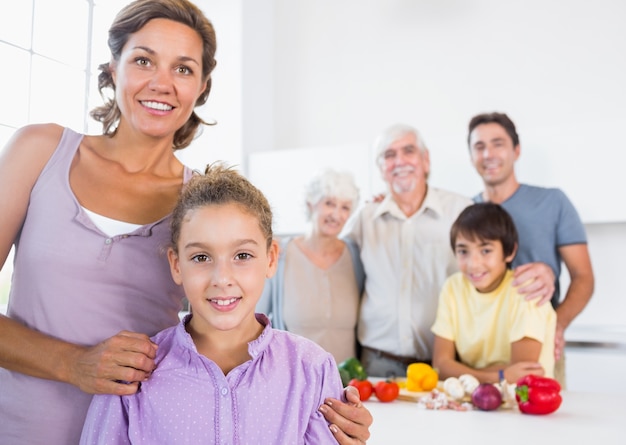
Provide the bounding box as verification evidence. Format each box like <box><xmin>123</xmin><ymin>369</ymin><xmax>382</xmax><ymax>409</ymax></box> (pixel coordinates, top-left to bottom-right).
<box><xmin>373</xmin><ymin>123</ymin><xmax>429</xmax><ymax>167</ymax></box>
<box><xmin>304</xmin><ymin>169</ymin><xmax>360</xmax><ymax>220</ymax></box>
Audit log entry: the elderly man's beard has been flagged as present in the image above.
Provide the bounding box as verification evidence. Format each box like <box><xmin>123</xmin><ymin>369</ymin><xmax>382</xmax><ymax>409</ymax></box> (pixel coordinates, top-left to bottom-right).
<box><xmin>389</xmin><ymin>166</ymin><xmax>419</xmax><ymax>194</ymax></box>
<box><xmin>391</xmin><ymin>179</ymin><xmax>417</xmax><ymax>194</ymax></box>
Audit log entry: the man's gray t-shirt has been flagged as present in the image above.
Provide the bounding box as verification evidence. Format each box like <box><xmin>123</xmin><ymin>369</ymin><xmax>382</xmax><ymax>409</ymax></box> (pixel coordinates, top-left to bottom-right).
<box><xmin>474</xmin><ymin>184</ymin><xmax>587</xmax><ymax>308</ymax></box>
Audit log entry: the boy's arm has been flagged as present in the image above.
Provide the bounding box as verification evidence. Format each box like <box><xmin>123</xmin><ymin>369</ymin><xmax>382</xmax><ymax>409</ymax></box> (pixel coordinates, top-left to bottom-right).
<box><xmin>80</xmin><ymin>395</ymin><xmax>131</xmax><ymax>445</ymax></box>
<box><xmin>433</xmin><ymin>335</ymin><xmax>544</xmax><ymax>385</ymax></box>
<box><xmin>504</xmin><ymin>338</ymin><xmax>546</xmax><ymax>383</ymax></box>
<box><xmin>432</xmin><ymin>335</ymin><xmax>496</xmax><ymax>382</ymax></box>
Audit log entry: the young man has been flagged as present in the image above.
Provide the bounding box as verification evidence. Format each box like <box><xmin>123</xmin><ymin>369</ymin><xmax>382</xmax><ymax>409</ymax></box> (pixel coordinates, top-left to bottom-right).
<box><xmin>467</xmin><ymin>112</ymin><xmax>594</xmax><ymax>384</ymax></box>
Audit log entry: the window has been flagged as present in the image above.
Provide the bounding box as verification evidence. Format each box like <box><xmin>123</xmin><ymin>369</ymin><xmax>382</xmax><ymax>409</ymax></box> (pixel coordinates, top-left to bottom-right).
<box><xmin>0</xmin><ymin>0</ymin><xmax>130</xmax><ymax>312</ymax></box>
<box><xmin>0</xmin><ymin>0</ymin><xmax>131</xmax><ymax>143</ymax></box>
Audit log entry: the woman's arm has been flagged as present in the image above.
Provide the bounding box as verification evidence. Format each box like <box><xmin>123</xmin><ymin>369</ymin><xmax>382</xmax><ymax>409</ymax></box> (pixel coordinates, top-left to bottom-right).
<box><xmin>433</xmin><ymin>335</ymin><xmax>544</xmax><ymax>384</ymax></box>
<box><xmin>0</xmin><ymin>313</ymin><xmax>157</xmax><ymax>395</ymax></box>
<box><xmin>0</xmin><ymin>125</ymin><xmax>61</xmax><ymax>273</ymax></box>
<box><xmin>0</xmin><ymin>124</ymin><xmax>156</xmax><ymax>395</ymax></box>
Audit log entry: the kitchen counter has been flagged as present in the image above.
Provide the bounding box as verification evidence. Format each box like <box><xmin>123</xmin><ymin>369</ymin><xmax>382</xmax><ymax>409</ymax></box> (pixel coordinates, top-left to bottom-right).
<box><xmin>365</xmin><ymin>391</ymin><xmax>624</xmax><ymax>444</ymax></box>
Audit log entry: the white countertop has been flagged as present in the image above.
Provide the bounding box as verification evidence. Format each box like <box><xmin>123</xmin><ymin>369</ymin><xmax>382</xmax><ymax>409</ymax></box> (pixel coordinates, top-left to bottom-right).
<box><xmin>365</xmin><ymin>391</ymin><xmax>625</xmax><ymax>444</ymax></box>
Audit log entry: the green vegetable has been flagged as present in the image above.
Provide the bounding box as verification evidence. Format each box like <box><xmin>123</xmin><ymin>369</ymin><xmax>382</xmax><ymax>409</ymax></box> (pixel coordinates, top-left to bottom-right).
<box><xmin>339</xmin><ymin>368</ymin><xmax>351</xmax><ymax>387</ymax></box>
<box><xmin>338</xmin><ymin>357</ymin><xmax>368</xmax><ymax>382</ymax></box>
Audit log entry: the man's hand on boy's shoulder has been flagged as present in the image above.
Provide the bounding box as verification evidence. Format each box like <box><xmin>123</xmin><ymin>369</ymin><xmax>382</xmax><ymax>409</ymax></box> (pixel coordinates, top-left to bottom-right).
<box><xmin>512</xmin><ymin>262</ymin><xmax>555</xmax><ymax>306</ymax></box>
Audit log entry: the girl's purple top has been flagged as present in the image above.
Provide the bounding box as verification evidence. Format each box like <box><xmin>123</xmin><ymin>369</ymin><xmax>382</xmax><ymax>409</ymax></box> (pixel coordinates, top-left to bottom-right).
<box><xmin>0</xmin><ymin>128</ymin><xmax>191</xmax><ymax>445</ymax></box>
<box><xmin>80</xmin><ymin>314</ymin><xmax>344</xmax><ymax>445</ymax></box>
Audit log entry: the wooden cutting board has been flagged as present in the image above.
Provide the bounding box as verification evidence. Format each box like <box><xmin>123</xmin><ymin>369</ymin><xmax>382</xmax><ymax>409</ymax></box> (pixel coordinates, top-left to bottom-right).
<box><xmin>369</xmin><ymin>377</ymin><xmax>443</xmax><ymax>402</ymax></box>
<box><xmin>397</xmin><ymin>389</ymin><xmax>433</xmax><ymax>402</ymax></box>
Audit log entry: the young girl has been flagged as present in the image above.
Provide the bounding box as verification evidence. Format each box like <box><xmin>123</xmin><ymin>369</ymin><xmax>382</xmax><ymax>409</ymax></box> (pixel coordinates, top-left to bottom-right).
<box><xmin>80</xmin><ymin>164</ymin><xmax>345</xmax><ymax>444</ymax></box>
<box><xmin>431</xmin><ymin>203</ymin><xmax>556</xmax><ymax>384</ymax></box>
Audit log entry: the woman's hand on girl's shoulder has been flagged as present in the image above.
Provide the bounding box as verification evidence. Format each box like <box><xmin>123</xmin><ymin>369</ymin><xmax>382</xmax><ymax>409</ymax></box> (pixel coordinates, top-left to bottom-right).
<box><xmin>319</xmin><ymin>387</ymin><xmax>372</xmax><ymax>444</ymax></box>
<box><xmin>68</xmin><ymin>330</ymin><xmax>158</xmax><ymax>396</ymax></box>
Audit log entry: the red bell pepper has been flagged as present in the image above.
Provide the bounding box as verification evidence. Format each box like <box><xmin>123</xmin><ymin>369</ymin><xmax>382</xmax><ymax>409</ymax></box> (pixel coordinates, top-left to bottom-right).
<box><xmin>515</xmin><ymin>375</ymin><xmax>562</xmax><ymax>415</ymax></box>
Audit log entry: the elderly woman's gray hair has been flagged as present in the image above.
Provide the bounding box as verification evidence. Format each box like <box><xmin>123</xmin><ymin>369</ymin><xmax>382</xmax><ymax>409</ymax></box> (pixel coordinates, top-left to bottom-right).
<box><xmin>304</xmin><ymin>169</ymin><xmax>360</xmax><ymax>220</ymax></box>
<box><xmin>373</xmin><ymin>123</ymin><xmax>428</xmax><ymax>167</ymax></box>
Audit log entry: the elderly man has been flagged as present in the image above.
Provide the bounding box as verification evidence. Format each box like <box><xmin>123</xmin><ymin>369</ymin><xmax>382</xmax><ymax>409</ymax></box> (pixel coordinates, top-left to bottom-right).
<box><xmin>345</xmin><ymin>124</ymin><xmax>471</xmax><ymax>377</ymax></box>
<box><xmin>467</xmin><ymin>112</ymin><xmax>594</xmax><ymax>384</ymax></box>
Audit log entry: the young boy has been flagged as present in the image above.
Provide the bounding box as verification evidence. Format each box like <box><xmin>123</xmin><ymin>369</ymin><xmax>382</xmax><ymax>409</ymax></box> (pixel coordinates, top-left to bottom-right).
<box><xmin>431</xmin><ymin>203</ymin><xmax>556</xmax><ymax>384</ymax></box>
<box><xmin>80</xmin><ymin>164</ymin><xmax>345</xmax><ymax>444</ymax></box>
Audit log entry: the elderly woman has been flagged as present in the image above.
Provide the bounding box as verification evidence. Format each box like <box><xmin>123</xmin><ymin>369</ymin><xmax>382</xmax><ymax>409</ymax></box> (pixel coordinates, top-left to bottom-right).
<box><xmin>257</xmin><ymin>169</ymin><xmax>364</xmax><ymax>363</ymax></box>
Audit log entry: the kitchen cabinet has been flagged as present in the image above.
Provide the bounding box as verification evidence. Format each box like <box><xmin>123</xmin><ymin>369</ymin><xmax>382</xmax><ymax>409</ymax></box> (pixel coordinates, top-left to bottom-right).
<box><xmin>566</xmin><ymin>344</ymin><xmax>626</xmax><ymax>395</ymax></box>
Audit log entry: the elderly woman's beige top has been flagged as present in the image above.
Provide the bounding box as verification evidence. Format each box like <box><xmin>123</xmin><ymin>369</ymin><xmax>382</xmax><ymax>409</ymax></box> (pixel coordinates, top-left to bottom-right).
<box><xmin>282</xmin><ymin>241</ymin><xmax>359</xmax><ymax>363</ymax></box>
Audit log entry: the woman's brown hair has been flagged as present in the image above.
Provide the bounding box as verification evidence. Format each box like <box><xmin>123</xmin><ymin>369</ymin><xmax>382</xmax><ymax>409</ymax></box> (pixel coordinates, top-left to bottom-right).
<box><xmin>90</xmin><ymin>0</ymin><xmax>217</xmax><ymax>150</ymax></box>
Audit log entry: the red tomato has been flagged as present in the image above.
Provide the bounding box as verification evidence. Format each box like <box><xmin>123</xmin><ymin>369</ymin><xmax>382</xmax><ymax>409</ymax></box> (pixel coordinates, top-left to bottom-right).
<box><xmin>374</xmin><ymin>380</ymin><xmax>400</xmax><ymax>403</ymax></box>
<box><xmin>349</xmin><ymin>378</ymin><xmax>374</xmax><ymax>401</ymax></box>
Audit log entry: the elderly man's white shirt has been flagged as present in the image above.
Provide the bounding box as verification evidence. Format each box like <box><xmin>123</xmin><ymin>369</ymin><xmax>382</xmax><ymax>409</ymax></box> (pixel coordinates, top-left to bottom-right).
<box><xmin>346</xmin><ymin>187</ymin><xmax>471</xmax><ymax>359</ymax></box>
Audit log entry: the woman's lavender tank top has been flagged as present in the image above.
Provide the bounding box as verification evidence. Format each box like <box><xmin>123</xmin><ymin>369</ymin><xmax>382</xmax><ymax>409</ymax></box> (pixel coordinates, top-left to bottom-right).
<box><xmin>0</xmin><ymin>128</ymin><xmax>191</xmax><ymax>444</ymax></box>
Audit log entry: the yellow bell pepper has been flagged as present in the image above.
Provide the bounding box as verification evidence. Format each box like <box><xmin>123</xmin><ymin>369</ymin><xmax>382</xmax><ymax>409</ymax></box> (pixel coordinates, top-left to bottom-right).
<box><xmin>406</xmin><ymin>362</ymin><xmax>438</xmax><ymax>392</ymax></box>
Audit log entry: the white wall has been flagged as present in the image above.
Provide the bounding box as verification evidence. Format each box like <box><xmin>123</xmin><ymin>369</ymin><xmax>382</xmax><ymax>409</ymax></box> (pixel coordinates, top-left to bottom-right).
<box><xmin>561</xmin><ymin>223</ymin><xmax>625</xmax><ymax>329</ymax></box>
<box><xmin>175</xmin><ymin>0</ymin><xmax>244</xmax><ymax>171</ymax></box>
<box><xmin>244</xmin><ymin>1</ymin><xmax>626</xmax><ymax>346</ymax></box>
<box><xmin>258</xmin><ymin>0</ymin><xmax>625</xmax><ymax>223</ymax></box>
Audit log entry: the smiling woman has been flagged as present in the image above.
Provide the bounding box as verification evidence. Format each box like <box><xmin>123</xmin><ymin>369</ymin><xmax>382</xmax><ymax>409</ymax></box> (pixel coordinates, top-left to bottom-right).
<box><xmin>257</xmin><ymin>168</ymin><xmax>365</xmax><ymax>364</ymax></box>
<box><xmin>0</xmin><ymin>2</ymin><xmax>372</xmax><ymax>444</ymax></box>
<box><xmin>0</xmin><ymin>1</ymin><xmax>218</xmax><ymax>443</ymax></box>
<box><xmin>106</xmin><ymin>18</ymin><xmax>208</xmax><ymax>143</ymax></box>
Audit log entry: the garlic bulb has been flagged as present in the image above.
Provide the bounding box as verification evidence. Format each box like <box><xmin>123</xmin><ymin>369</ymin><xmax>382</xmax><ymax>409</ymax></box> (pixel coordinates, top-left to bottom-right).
<box><xmin>458</xmin><ymin>374</ymin><xmax>480</xmax><ymax>395</ymax></box>
<box><xmin>443</xmin><ymin>377</ymin><xmax>465</xmax><ymax>400</ymax></box>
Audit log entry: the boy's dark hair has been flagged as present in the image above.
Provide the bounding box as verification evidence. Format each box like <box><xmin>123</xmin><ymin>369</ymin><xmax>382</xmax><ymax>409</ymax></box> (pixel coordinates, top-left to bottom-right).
<box><xmin>467</xmin><ymin>112</ymin><xmax>519</xmax><ymax>148</ymax></box>
<box><xmin>450</xmin><ymin>203</ymin><xmax>518</xmax><ymax>264</ymax></box>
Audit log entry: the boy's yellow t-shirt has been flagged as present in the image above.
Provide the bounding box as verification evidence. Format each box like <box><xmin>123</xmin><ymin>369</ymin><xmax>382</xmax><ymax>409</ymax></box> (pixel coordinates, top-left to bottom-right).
<box><xmin>431</xmin><ymin>269</ymin><xmax>556</xmax><ymax>377</ymax></box>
